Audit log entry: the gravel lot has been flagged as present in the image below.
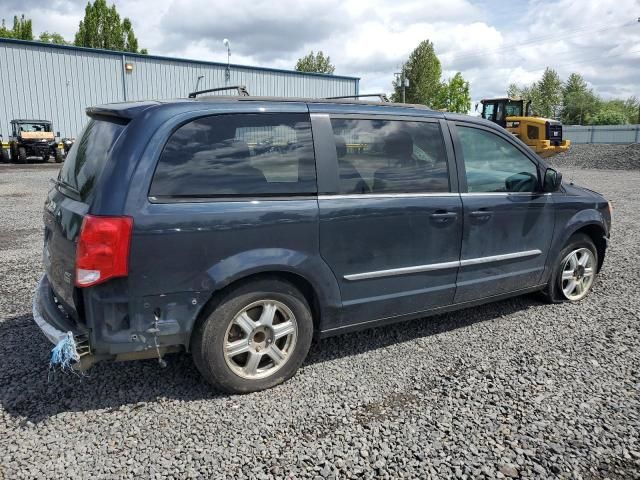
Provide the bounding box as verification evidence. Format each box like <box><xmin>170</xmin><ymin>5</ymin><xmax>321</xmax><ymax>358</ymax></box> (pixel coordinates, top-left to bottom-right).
<box><xmin>1</xmin><ymin>157</ymin><xmax>639</xmax><ymax>479</ymax></box>
<box><xmin>550</xmin><ymin>143</ymin><xmax>640</xmax><ymax>170</ymax></box>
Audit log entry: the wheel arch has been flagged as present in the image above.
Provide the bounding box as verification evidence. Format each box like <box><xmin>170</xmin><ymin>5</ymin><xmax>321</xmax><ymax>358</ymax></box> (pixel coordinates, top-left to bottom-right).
<box><xmin>569</xmin><ymin>223</ymin><xmax>607</xmax><ymax>272</ymax></box>
<box><xmin>188</xmin><ymin>268</ymin><xmax>334</xmax><ymax>351</ymax></box>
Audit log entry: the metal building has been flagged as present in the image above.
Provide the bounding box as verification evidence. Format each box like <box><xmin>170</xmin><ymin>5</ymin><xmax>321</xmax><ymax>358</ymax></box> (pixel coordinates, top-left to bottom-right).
<box><xmin>0</xmin><ymin>38</ymin><xmax>359</xmax><ymax>138</ymax></box>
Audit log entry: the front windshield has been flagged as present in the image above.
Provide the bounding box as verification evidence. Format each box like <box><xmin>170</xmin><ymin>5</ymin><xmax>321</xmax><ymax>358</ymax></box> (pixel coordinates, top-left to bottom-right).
<box><xmin>16</xmin><ymin>123</ymin><xmax>52</xmax><ymax>133</ymax></box>
<box><xmin>505</xmin><ymin>102</ymin><xmax>523</xmax><ymax>116</ymax></box>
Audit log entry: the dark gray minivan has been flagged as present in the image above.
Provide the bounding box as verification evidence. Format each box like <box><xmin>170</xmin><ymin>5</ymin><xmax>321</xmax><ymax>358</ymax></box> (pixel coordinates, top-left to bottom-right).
<box><xmin>34</xmin><ymin>94</ymin><xmax>611</xmax><ymax>393</ymax></box>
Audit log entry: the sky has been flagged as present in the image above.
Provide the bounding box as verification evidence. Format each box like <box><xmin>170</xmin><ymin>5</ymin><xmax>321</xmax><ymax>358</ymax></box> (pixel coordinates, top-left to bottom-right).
<box><xmin>4</xmin><ymin>0</ymin><xmax>640</xmax><ymax>106</ymax></box>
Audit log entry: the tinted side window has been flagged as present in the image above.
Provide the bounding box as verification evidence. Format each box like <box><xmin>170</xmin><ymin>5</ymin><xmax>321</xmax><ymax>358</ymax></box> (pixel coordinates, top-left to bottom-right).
<box><xmin>458</xmin><ymin>126</ymin><xmax>539</xmax><ymax>193</ymax></box>
<box><xmin>150</xmin><ymin>113</ymin><xmax>316</xmax><ymax>197</ymax></box>
<box><xmin>330</xmin><ymin>118</ymin><xmax>449</xmax><ymax>194</ymax></box>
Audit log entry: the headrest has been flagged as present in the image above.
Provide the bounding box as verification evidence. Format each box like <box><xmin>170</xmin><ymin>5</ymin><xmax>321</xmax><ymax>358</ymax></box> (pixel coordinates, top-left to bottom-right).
<box><xmin>383</xmin><ymin>130</ymin><xmax>413</xmax><ymax>159</ymax></box>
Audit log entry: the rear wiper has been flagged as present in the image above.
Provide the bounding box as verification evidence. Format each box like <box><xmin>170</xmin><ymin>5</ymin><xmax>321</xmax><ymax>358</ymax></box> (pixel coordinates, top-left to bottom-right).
<box><xmin>53</xmin><ymin>178</ymin><xmax>81</xmax><ymax>200</ymax></box>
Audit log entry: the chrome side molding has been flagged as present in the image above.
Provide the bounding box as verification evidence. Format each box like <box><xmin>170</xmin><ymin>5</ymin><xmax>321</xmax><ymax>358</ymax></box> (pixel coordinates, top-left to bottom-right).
<box><xmin>459</xmin><ymin>249</ymin><xmax>542</xmax><ymax>266</ymax></box>
<box><xmin>344</xmin><ymin>249</ymin><xmax>542</xmax><ymax>281</ymax></box>
<box><xmin>344</xmin><ymin>260</ymin><xmax>460</xmax><ymax>281</ymax></box>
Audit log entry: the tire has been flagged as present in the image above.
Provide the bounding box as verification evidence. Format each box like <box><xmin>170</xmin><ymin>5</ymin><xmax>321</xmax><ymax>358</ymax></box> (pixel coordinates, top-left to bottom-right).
<box><xmin>17</xmin><ymin>147</ymin><xmax>27</xmax><ymax>164</ymax></box>
<box><xmin>54</xmin><ymin>150</ymin><xmax>63</xmax><ymax>163</ymax></box>
<box><xmin>191</xmin><ymin>278</ymin><xmax>314</xmax><ymax>393</ymax></box>
<box><xmin>542</xmin><ymin>233</ymin><xmax>598</xmax><ymax>303</ymax></box>
<box><xmin>0</xmin><ymin>148</ymin><xmax>9</xmax><ymax>163</ymax></box>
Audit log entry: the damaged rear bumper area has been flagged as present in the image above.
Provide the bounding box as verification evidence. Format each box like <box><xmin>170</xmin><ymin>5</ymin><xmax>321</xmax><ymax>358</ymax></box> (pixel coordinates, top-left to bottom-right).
<box><xmin>33</xmin><ymin>275</ymin><xmax>183</xmax><ymax>370</ymax></box>
<box><xmin>33</xmin><ymin>275</ymin><xmax>93</xmax><ymax>369</ymax></box>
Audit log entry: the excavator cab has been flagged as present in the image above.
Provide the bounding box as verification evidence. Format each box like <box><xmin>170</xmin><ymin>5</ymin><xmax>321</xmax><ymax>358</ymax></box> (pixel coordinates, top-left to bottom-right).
<box><xmin>479</xmin><ymin>97</ymin><xmax>569</xmax><ymax>158</ymax></box>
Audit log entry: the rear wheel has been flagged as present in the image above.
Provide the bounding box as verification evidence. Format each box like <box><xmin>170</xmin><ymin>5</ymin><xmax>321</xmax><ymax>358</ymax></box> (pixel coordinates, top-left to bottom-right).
<box><xmin>543</xmin><ymin>233</ymin><xmax>598</xmax><ymax>303</ymax></box>
<box><xmin>192</xmin><ymin>278</ymin><xmax>313</xmax><ymax>393</ymax></box>
<box><xmin>17</xmin><ymin>147</ymin><xmax>27</xmax><ymax>164</ymax></box>
<box><xmin>0</xmin><ymin>148</ymin><xmax>9</xmax><ymax>163</ymax></box>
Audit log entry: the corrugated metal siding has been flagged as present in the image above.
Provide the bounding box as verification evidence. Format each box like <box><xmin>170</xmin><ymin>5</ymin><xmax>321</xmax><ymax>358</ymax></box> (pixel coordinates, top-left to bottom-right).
<box><xmin>564</xmin><ymin>125</ymin><xmax>640</xmax><ymax>144</ymax></box>
<box><xmin>0</xmin><ymin>39</ymin><xmax>358</xmax><ymax>137</ymax></box>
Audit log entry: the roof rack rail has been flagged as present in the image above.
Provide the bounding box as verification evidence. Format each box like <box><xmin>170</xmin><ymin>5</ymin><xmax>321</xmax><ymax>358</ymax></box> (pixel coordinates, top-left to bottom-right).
<box><xmin>325</xmin><ymin>93</ymin><xmax>390</xmax><ymax>102</ymax></box>
<box><xmin>188</xmin><ymin>85</ymin><xmax>250</xmax><ymax>98</ymax></box>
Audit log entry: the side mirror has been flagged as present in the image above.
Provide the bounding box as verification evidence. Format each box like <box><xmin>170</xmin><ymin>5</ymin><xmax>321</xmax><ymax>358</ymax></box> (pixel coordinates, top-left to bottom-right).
<box><xmin>56</xmin><ymin>131</ymin><xmax>60</xmax><ymax>138</ymax></box>
<box><xmin>543</xmin><ymin>167</ymin><xmax>562</xmax><ymax>192</ymax></box>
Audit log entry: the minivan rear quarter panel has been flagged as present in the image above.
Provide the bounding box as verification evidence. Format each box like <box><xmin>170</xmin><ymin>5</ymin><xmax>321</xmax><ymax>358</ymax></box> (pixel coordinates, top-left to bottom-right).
<box><xmin>120</xmin><ymin>102</ymin><xmax>343</xmax><ymax>341</ymax></box>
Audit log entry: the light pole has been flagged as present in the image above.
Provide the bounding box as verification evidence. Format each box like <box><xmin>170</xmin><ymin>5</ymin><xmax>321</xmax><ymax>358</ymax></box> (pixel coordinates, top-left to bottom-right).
<box><xmin>223</xmin><ymin>38</ymin><xmax>231</xmax><ymax>83</ymax></box>
<box><xmin>394</xmin><ymin>66</ymin><xmax>408</xmax><ymax>103</ymax></box>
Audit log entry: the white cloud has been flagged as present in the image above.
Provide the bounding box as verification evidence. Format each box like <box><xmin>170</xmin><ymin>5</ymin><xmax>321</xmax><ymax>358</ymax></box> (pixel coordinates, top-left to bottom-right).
<box><xmin>5</xmin><ymin>0</ymin><xmax>640</xmax><ymax>106</ymax></box>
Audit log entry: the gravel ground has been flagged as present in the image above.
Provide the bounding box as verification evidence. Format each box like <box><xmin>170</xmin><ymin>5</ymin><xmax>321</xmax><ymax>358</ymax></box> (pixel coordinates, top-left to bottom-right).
<box><xmin>1</xmin><ymin>161</ymin><xmax>639</xmax><ymax>479</ymax></box>
<box><xmin>550</xmin><ymin>143</ymin><xmax>640</xmax><ymax>170</ymax></box>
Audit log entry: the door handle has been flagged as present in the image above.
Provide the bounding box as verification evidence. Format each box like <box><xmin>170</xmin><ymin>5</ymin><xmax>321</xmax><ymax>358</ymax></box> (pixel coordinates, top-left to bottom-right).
<box><xmin>430</xmin><ymin>211</ymin><xmax>458</xmax><ymax>223</ymax></box>
<box><xmin>469</xmin><ymin>209</ymin><xmax>493</xmax><ymax>220</ymax></box>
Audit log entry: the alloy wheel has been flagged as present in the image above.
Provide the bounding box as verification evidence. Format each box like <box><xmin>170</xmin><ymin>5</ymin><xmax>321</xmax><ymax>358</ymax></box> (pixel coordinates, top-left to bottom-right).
<box><xmin>559</xmin><ymin>247</ymin><xmax>595</xmax><ymax>301</ymax></box>
<box><xmin>223</xmin><ymin>299</ymin><xmax>298</xmax><ymax>380</ymax></box>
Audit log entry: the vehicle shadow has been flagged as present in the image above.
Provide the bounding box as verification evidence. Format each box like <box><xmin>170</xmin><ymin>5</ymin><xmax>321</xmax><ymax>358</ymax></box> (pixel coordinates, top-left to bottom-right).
<box><xmin>0</xmin><ymin>294</ymin><xmax>544</xmax><ymax>423</ymax></box>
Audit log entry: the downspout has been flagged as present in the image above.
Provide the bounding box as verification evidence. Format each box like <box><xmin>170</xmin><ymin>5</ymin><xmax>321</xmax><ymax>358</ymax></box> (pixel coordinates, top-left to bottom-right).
<box><xmin>121</xmin><ymin>54</ymin><xmax>127</xmax><ymax>101</ymax></box>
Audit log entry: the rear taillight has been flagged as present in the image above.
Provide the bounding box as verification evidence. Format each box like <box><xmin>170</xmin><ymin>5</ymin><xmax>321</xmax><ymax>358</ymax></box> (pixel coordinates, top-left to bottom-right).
<box><xmin>75</xmin><ymin>215</ymin><xmax>133</xmax><ymax>287</ymax></box>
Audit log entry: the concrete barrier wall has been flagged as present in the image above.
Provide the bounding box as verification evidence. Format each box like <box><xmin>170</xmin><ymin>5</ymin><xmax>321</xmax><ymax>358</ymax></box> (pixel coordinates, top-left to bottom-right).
<box><xmin>564</xmin><ymin>125</ymin><xmax>640</xmax><ymax>144</ymax></box>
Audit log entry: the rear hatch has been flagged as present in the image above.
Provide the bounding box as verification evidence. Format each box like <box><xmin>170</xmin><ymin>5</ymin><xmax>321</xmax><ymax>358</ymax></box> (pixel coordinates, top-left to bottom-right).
<box><xmin>43</xmin><ymin>118</ymin><xmax>127</xmax><ymax>319</ymax></box>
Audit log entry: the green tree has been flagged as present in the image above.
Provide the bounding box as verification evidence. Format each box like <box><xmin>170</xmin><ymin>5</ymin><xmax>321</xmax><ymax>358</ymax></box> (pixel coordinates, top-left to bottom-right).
<box><xmin>0</xmin><ymin>14</ymin><xmax>33</xmax><ymax>40</ymax></box>
<box><xmin>438</xmin><ymin>72</ymin><xmax>471</xmax><ymax>113</ymax></box>
<box><xmin>587</xmin><ymin>98</ymin><xmax>639</xmax><ymax>125</ymax></box>
<box><xmin>39</xmin><ymin>31</ymin><xmax>69</xmax><ymax>45</ymax></box>
<box><xmin>0</xmin><ymin>19</ymin><xmax>10</xmax><ymax>38</ymax></box>
<box><xmin>621</xmin><ymin>96</ymin><xmax>640</xmax><ymax>124</ymax></box>
<box><xmin>507</xmin><ymin>82</ymin><xmax>542</xmax><ymax>115</ymax></box>
<box><xmin>74</xmin><ymin>0</ymin><xmax>146</xmax><ymax>53</ymax></box>
<box><xmin>589</xmin><ymin>107</ymin><xmax>627</xmax><ymax>125</ymax></box>
<box><xmin>295</xmin><ymin>51</ymin><xmax>335</xmax><ymax>74</ymax></box>
<box><xmin>535</xmin><ymin>67</ymin><xmax>562</xmax><ymax>118</ymax></box>
<box><xmin>507</xmin><ymin>68</ymin><xmax>562</xmax><ymax>119</ymax></box>
<box><xmin>561</xmin><ymin>73</ymin><xmax>599</xmax><ymax>125</ymax></box>
<box><xmin>392</xmin><ymin>40</ymin><xmax>443</xmax><ymax>106</ymax></box>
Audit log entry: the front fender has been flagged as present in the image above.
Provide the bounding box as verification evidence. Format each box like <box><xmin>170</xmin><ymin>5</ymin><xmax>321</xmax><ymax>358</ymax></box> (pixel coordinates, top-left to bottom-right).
<box><xmin>544</xmin><ymin>206</ymin><xmax>608</xmax><ymax>281</ymax></box>
<box><xmin>561</xmin><ymin>208</ymin><xmax>608</xmax><ymax>245</ymax></box>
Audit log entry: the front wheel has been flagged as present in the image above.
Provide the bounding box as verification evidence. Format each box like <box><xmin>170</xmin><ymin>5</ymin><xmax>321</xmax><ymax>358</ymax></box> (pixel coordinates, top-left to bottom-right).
<box><xmin>17</xmin><ymin>147</ymin><xmax>27</xmax><ymax>164</ymax></box>
<box><xmin>543</xmin><ymin>233</ymin><xmax>598</xmax><ymax>303</ymax></box>
<box><xmin>191</xmin><ymin>278</ymin><xmax>313</xmax><ymax>393</ymax></box>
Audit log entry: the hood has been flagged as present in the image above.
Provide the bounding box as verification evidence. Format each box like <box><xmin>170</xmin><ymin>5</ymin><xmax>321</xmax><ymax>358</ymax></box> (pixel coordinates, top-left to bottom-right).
<box><xmin>563</xmin><ymin>182</ymin><xmax>605</xmax><ymax>201</ymax></box>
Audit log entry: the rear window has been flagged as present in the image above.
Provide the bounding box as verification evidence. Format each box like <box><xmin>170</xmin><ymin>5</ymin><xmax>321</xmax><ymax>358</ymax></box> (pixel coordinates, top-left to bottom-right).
<box><xmin>149</xmin><ymin>113</ymin><xmax>316</xmax><ymax>198</ymax></box>
<box><xmin>58</xmin><ymin>119</ymin><xmax>126</xmax><ymax>201</ymax></box>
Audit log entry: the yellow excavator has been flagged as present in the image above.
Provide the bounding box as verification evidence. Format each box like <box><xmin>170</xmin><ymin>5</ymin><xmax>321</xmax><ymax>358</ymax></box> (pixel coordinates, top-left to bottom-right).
<box><xmin>478</xmin><ymin>97</ymin><xmax>570</xmax><ymax>157</ymax></box>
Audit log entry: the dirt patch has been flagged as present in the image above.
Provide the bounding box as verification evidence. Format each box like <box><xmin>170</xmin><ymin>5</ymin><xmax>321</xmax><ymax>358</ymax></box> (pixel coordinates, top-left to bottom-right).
<box><xmin>0</xmin><ymin>229</ymin><xmax>41</xmax><ymax>251</ymax></box>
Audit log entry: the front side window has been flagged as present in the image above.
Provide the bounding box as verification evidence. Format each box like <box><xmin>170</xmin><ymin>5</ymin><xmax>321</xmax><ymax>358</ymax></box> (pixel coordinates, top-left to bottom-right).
<box><xmin>150</xmin><ymin>113</ymin><xmax>316</xmax><ymax>197</ymax></box>
<box><xmin>330</xmin><ymin>118</ymin><xmax>449</xmax><ymax>194</ymax></box>
<box><xmin>458</xmin><ymin>126</ymin><xmax>539</xmax><ymax>193</ymax></box>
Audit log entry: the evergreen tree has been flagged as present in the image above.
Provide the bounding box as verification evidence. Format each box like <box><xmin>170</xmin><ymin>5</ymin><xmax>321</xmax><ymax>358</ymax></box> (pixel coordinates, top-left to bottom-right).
<box><xmin>295</xmin><ymin>51</ymin><xmax>335</xmax><ymax>74</ymax></box>
<box><xmin>74</xmin><ymin>0</ymin><xmax>146</xmax><ymax>53</ymax></box>
<box><xmin>392</xmin><ymin>40</ymin><xmax>443</xmax><ymax>106</ymax></box>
